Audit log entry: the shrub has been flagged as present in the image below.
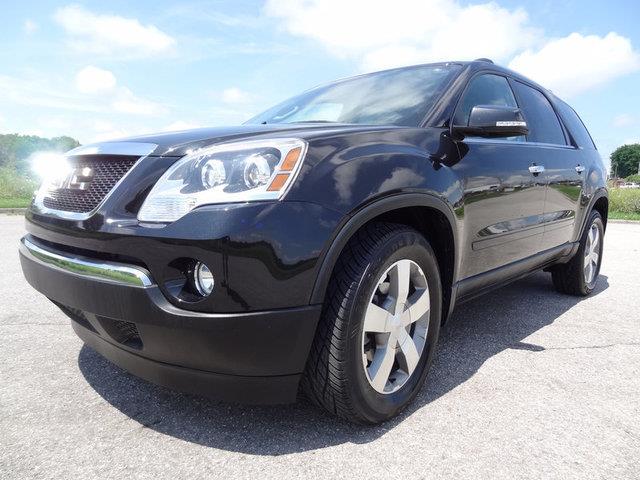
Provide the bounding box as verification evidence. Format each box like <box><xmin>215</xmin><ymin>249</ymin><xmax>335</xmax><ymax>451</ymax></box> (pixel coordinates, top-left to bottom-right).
<box><xmin>625</xmin><ymin>174</ymin><xmax>640</xmax><ymax>183</ymax></box>
<box><xmin>0</xmin><ymin>167</ymin><xmax>38</xmax><ymax>199</ymax></box>
<box><xmin>609</xmin><ymin>188</ymin><xmax>640</xmax><ymax>214</ymax></box>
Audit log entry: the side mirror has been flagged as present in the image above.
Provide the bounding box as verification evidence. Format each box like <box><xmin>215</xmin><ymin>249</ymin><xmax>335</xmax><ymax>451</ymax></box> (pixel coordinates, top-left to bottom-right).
<box><xmin>453</xmin><ymin>105</ymin><xmax>528</xmax><ymax>138</ymax></box>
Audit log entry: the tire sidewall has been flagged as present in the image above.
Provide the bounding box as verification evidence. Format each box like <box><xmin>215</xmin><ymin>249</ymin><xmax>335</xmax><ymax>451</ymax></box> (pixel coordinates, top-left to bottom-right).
<box><xmin>343</xmin><ymin>229</ymin><xmax>442</xmax><ymax>423</ymax></box>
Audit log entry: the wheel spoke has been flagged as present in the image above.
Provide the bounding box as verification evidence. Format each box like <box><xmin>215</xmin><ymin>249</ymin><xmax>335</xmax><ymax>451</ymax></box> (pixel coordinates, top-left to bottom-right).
<box><xmin>591</xmin><ymin>230</ymin><xmax>599</xmax><ymax>250</ymax></box>
<box><xmin>390</xmin><ymin>260</ymin><xmax>411</xmax><ymax>315</ymax></box>
<box><xmin>591</xmin><ymin>252</ymin><xmax>599</xmax><ymax>266</ymax></box>
<box><xmin>397</xmin><ymin>328</ymin><xmax>420</xmax><ymax>375</ymax></box>
<box><xmin>402</xmin><ymin>287</ymin><xmax>430</xmax><ymax>326</ymax></box>
<box><xmin>585</xmin><ymin>262</ymin><xmax>593</xmax><ymax>283</ymax></box>
<box><xmin>364</xmin><ymin>303</ymin><xmax>390</xmax><ymax>333</ymax></box>
<box><xmin>362</xmin><ymin>258</ymin><xmax>430</xmax><ymax>395</ymax></box>
<box><xmin>584</xmin><ymin>253</ymin><xmax>591</xmax><ymax>269</ymax></box>
<box><xmin>369</xmin><ymin>337</ymin><xmax>397</xmax><ymax>391</ymax></box>
<box><xmin>588</xmin><ymin>227</ymin><xmax>595</xmax><ymax>246</ymax></box>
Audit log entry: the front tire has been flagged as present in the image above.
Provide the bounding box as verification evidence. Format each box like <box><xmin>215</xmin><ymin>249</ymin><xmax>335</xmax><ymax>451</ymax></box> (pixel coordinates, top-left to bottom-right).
<box><xmin>551</xmin><ymin>210</ymin><xmax>604</xmax><ymax>296</ymax></box>
<box><xmin>302</xmin><ymin>222</ymin><xmax>442</xmax><ymax>424</ymax></box>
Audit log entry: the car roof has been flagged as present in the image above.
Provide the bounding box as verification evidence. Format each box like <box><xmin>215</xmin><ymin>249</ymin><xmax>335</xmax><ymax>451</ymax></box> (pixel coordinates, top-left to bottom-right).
<box><xmin>463</xmin><ymin>60</ymin><xmax>553</xmax><ymax>94</ymax></box>
<box><xmin>362</xmin><ymin>60</ymin><xmax>557</xmax><ymax>100</ymax></box>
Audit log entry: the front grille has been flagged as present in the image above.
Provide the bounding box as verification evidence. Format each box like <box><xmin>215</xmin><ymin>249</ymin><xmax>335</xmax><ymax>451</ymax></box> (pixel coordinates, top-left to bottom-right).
<box><xmin>42</xmin><ymin>155</ymin><xmax>139</xmax><ymax>213</ymax></box>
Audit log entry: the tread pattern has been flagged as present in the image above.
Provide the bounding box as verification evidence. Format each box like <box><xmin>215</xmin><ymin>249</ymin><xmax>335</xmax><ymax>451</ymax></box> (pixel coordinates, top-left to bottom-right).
<box><xmin>551</xmin><ymin>257</ymin><xmax>583</xmax><ymax>295</ymax></box>
<box><xmin>551</xmin><ymin>211</ymin><xmax>602</xmax><ymax>296</ymax></box>
<box><xmin>301</xmin><ymin>222</ymin><xmax>412</xmax><ymax>423</ymax></box>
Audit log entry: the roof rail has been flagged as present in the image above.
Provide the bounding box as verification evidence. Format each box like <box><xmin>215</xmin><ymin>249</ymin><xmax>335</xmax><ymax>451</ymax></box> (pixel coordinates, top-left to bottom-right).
<box><xmin>473</xmin><ymin>58</ymin><xmax>494</xmax><ymax>64</ymax></box>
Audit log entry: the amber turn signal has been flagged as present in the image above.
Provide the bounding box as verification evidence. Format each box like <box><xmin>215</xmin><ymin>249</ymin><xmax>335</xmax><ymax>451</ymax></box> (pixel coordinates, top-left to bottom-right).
<box><xmin>267</xmin><ymin>173</ymin><xmax>289</xmax><ymax>191</ymax></box>
<box><xmin>280</xmin><ymin>147</ymin><xmax>302</xmax><ymax>171</ymax></box>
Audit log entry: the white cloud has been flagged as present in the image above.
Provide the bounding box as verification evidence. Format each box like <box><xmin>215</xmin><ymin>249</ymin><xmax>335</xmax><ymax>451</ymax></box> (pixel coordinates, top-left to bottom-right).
<box><xmin>211</xmin><ymin>107</ymin><xmax>252</xmax><ymax>125</ymax></box>
<box><xmin>75</xmin><ymin>66</ymin><xmax>117</xmax><ymax>94</ymax></box>
<box><xmin>23</xmin><ymin>19</ymin><xmax>38</xmax><ymax>34</ymax></box>
<box><xmin>161</xmin><ymin>120</ymin><xmax>203</xmax><ymax>132</ymax></box>
<box><xmin>87</xmin><ymin>121</ymin><xmax>155</xmax><ymax>143</ymax></box>
<box><xmin>221</xmin><ymin>87</ymin><xmax>251</xmax><ymax>104</ymax></box>
<box><xmin>612</xmin><ymin>113</ymin><xmax>638</xmax><ymax>128</ymax></box>
<box><xmin>266</xmin><ymin>1</ymin><xmax>639</xmax><ymax>97</ymax></box>
<box><xmin>0</xmin><ymin>73</ymin><xmax>104</xmax><ymax>113</ymax></box>
<box><xmin>112</xmin><ymin>87</ymin><xmax>167</xmax><ymax>116</ymax></box>
<box><xmin>265</xmin><ymin>0</ymin><xmax>539</xmax><ymax>70</ymax></box>
<box><xmin>89</xmin><ymin>128</ymin><xmax>135</xmax><ymax>143</ymax></box>
<box><xmin>54</xmin><ymin>5</ymin><xmax>175</xmax><ymax>56</ymax></box>
<box><xmin>0</xmin><ymin>72</ymin><xmax>167</xmax><ymax>119</ymax></box>
<box><xmin>508</xmin><ymin>33</ymin><xmax>640</xmax><ymax>97</ymax></box>
<box><xmin>92</xmin><ymin>120</ymin><xmax>115</xmax><ymax>132</ymax></box>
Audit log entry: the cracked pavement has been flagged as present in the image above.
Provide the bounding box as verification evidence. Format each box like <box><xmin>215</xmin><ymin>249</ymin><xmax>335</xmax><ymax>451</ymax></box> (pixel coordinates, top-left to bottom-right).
<box><xmin>1</xmin><ymin>214</ymin><xmax>639</xmax><ymax>479</ymax></box>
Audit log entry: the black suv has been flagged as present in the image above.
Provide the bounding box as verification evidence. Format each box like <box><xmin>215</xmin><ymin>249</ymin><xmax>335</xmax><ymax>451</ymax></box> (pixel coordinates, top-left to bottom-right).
<box><xmin>20</xmin><ymin>60</ymin><xmax>608</xmax><ymax>424</ymax></box>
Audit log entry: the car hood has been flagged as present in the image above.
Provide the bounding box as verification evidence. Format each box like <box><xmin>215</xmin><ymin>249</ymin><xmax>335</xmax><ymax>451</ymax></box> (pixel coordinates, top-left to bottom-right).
<box><xmin>79</xmin><ymin>124</ymin><xmax>402</xmax><ymax>157</ymax></box>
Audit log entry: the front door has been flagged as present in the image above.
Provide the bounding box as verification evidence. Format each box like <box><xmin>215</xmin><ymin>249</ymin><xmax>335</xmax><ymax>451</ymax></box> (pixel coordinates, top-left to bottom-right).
<box><xmin>451</xmin><ymin>73</ymin><xmax>547</xmax><ymax>279</ymax></box>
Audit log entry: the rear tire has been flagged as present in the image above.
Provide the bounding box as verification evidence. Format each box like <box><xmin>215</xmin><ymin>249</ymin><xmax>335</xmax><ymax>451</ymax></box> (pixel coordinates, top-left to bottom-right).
<box><xmin>551</xmin><ymin>210</ymin><xmax>604</xmax><ymax>296</ymax></box>
<box><xmin>302</xmin><ymin>222</ymin><xmax>442</xmax><ymax>424</ymax></box>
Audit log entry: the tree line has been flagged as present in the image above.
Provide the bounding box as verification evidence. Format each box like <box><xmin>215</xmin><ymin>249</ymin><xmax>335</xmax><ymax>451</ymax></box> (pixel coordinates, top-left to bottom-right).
<box><xmin>0</xmin><ymin>133</ymin><xmax>80</xmax><ymax>177</ymax></box>
<box><xmin>0</xmin><ymin>134</ymin><xmax>80</xmax><ymax>200</ymax></box>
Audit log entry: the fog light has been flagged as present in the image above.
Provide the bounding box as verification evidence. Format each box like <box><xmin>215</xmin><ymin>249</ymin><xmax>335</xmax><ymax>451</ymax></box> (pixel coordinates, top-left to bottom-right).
<box><xmin>193</xmin><ymin>262</ymin><xmax>214</xmax><ymax>296</ymax></box>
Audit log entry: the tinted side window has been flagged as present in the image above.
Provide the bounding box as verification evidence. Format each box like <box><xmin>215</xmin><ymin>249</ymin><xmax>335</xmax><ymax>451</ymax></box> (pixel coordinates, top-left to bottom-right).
<box><xmin>512</xmin><ymin>81</ymin><xmax>566</xmax><ymax>145</ymax></box>
<box><xmin>555</xmin><ymin>101</ymin><xmax>596</xmax><ymax>149</ymax></box>
<box><xmin>454</xmin><ymin>74</ymin><xmax>518</xmax><ymax>126</ymax></box>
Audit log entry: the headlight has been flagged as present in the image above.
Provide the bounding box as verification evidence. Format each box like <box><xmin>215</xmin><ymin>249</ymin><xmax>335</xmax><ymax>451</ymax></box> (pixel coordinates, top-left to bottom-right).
<box><xmin>138</xmin><ymin>138</ymin><xmax>307</xmax><ymax>223</ymax></box>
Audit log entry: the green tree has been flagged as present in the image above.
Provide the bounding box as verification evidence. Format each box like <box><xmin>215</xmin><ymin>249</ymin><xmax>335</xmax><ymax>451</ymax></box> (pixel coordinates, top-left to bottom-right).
<box><xmin>0</xmin><ymin>134</ymin><xmax>81</xmax><ymax>201</ymax></box>
<box><xmin>0</xmin><ymin>134</ymin><xmax>80</xmax><ymax>176</ymax></box>
<box><xmin>611</xmin><ymin>143</ymin><xmax>640</xmax><ymax>178</ymax></box>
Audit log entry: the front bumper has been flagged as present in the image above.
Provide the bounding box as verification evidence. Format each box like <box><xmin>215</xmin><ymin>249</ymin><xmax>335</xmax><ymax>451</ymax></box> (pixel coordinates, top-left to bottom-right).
<box><xmin>19</xmin><ymin>236</ymin><xmax>322</xmax><ymax>404</ymax></box>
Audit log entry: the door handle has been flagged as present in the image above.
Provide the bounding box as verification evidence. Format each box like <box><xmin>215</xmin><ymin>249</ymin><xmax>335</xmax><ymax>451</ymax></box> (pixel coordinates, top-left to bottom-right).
<box><xmin>529</xmin><ymin>164</ymin><xmax>545</xmax><ymax>175</ymax></box>
<box><xmin>575</xmin><ymin>165</ymin><xmax>585</xmax><ymax>174</ymax></box>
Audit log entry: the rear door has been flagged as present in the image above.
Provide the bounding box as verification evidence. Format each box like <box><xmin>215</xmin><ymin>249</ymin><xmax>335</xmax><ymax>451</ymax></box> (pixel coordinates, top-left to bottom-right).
<box><xmin>509</xmin><ymin>80</ymin><xmax>583</xmax><ymax>250</ymax></box>
<box><xmin>451</xmin><ymin>73</ymin><xmax>547</xmax><ymax>279</ymax></box>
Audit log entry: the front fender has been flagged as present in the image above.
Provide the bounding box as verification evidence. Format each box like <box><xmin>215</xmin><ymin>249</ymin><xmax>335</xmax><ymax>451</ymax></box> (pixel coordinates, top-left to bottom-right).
<box><xmin>308</xmin><ymin>192</ymin><xmax>460</xmax><ymax>305</ymax></box>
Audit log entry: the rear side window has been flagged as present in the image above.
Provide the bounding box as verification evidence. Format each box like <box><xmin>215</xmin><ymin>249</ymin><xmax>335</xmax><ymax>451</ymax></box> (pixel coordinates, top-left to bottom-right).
<box><xmin>511</xmin><ymin>81</ymin><xmax>566</xmax><ymax>145</ymax></box>
<box><xmin>454</xmin><ymin>74</ymin><xmax>518</xmax><ymax>126</ymax></box>
<box><xmin>555</xmin><ymin>101</ymin><xmax>596</xmax><ymax>149</ymax></box>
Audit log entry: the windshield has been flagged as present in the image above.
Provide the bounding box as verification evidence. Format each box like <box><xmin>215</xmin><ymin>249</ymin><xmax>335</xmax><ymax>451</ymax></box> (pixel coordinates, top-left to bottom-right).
<box><xmin>246</xmin><ymin>64</ymin><xmax>461</xmax><ymax>127</ymax></box>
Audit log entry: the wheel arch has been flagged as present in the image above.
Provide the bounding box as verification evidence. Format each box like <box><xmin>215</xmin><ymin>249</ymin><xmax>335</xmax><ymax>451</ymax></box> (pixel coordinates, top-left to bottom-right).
<box><xmin>591</xmin><ymin>191</ymin><xmax>609</xmax><ymax>229</ymax></box>
<box><xmin>310</xmin><ymin>193</ymin><xmax>459</xmax><ymax>324</ymax></box>
<box><xmin>576</xmin><ymin>187</ymin><xmax>608</xmax><ymax>240</ymax></box>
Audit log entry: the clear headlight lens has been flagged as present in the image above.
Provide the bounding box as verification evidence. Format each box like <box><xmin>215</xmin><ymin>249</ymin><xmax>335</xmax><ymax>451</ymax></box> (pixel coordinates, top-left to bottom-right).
<box><xmin>138</xmin><ymin>138</ymin><xmax>307</xmax><ymax>223</ymax></box>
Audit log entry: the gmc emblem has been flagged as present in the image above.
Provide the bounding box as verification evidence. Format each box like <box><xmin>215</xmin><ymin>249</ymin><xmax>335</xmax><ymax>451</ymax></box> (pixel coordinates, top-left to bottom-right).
<box><xmin>60</xmin><ymin>167</ymin><xmax>94</xmax><ymax>191</ymax></box>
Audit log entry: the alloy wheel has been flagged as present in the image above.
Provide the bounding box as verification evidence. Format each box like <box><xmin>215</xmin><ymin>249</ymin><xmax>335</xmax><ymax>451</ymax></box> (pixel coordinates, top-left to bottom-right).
<box><xmin>361</xmin><ymin>259</ymin><xmax>430</xmax><ymax>394</ymax></box>
<box><xmin>583</xmin><ymin>223</ymin><xmax>601</xmax><ymax>284</ymax></box>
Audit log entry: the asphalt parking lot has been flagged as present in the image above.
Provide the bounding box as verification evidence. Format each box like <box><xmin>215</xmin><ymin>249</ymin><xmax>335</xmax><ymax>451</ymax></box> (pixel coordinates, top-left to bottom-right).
<box><xmin>1</xmin><ymin>214</ymin><xmax>639</xmax><ymax>479</ymax></box>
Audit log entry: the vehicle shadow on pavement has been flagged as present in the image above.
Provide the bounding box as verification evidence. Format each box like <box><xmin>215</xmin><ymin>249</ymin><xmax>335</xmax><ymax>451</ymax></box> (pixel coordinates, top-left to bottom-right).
<box><xmin>78</xmin><ymin>271</ymin><xmax>609</xmax><ymax>455</ymax></box>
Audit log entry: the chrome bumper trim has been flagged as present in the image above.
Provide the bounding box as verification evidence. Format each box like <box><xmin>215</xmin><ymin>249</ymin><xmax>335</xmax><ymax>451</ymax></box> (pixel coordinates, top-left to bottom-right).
<box><xmin>19</xmin><ymin>238</ymin><xmax>154</xmax><ymax>288</ymax></box>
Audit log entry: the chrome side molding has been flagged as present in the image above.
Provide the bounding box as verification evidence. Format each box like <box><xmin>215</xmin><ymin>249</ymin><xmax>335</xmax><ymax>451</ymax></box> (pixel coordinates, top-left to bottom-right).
<box><xmin>19</xmin><ymin>238</ymin><xmax>155</xmax><ymax>288</ymax></box>
<box><xmin>528</xmin><ymin>164</ymin><xmax>545</xmax><ymax>174</ymax></box>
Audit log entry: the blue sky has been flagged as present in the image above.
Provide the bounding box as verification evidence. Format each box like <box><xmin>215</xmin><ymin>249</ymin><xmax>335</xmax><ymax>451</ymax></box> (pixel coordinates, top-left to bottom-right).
<box><xmin>1</xmin><ymin>0</ymin><xmax>639</xmax><ymax>169</ymax></box>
